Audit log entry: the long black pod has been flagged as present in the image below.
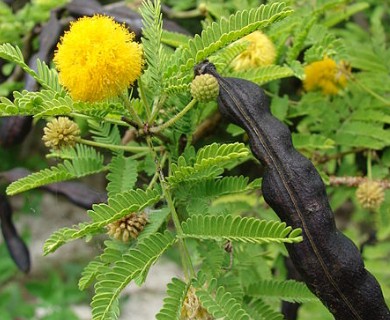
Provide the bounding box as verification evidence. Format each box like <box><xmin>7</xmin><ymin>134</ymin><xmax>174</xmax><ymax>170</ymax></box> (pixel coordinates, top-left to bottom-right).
<box><xmin>0</xmin><ymin>195</ymin><xmax>30</xmax><ymax>273</ymax></box>
<box><xmin>194</xmin><ymin>61</ymin><xmax>390</xmax><ymax>319</ymax></box>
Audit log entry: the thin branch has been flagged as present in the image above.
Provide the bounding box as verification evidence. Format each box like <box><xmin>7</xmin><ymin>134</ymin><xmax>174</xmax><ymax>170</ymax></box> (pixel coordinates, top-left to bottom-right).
<box><xmin>329</xmin><ymin>176</ymin><xmax>390</xmax><ymax>189</ymax></box>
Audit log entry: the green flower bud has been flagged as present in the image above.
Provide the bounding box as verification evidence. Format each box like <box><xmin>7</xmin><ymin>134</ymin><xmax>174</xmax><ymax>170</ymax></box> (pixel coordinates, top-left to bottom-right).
<box><xmin>190</xmin><ymin>74</ymin><xmax>219</xmax><ymax>102</ymax></box>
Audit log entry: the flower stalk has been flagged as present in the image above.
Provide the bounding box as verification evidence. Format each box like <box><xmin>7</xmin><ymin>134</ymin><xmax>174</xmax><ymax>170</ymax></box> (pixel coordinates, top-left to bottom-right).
<box><xmin>77</xmin><ymin>137</ymin><xmax>161</xmax><ymax>153</ymax></box>
<box><xmin>149</xmin><ymin>98</ymin><xmax>198</xmax><ymax>134</ymax></box>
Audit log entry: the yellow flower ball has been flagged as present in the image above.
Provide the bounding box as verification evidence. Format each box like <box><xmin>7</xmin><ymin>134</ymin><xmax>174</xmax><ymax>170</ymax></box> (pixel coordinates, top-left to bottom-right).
<box><xmin>231</xmin><ymin>31</ymin><xmax>276</xmax><ymax>71</ymax></box>
<box><xmin>54</xmin><ymin>15</ymin><xmax>143</xmax><ymax>102</ymax></box>
<box><xmin>303</xmin><ymin>58</ymin><xmax>350</xmax><ymax>95</ymax></box>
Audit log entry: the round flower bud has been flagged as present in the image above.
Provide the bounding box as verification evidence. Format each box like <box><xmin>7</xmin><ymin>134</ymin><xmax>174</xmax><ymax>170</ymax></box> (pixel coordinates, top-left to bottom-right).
<box><xmin>191</xmin><ymin>74</ymin><xmax>219</xmax><ymax>102</ymax></box>
<box><xmin>107</xmin><ymin>212</ymin><xmax>148</xmax><ymax>242</ymax></box>
<box><xmin>42</xmin><ymin>117</ymin><xmax>80</xmax><ymax>150</ymax></box>
<box><xmin>356</xmin><ymin>180</ymin><xmax>385</xmax><ymax>210</ymax></box>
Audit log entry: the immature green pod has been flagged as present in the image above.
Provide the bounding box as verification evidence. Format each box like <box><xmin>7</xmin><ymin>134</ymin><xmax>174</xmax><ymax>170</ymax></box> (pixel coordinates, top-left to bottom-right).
<box><xmin>194</xmin><ymin>61</ymin><xmax>390</xmax><ymax>319</ymax></box>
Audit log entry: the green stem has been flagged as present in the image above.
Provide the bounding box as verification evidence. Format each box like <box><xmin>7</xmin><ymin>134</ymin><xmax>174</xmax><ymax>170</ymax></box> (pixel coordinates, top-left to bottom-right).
<box><xmin>120</xmin><ymin>94</ymin><xmax>144</xmax><ymax>127</ymax></box>
<box><xmin>77</xmin><ymin>138</ymin><xmax>160</xmax><ymax>153</ymax></box>
<box><xmin>149</xmin><ymin>99</ymin><xmax>197</xmax><ymax>134</ymax></box>
<box><xmin>162</xmin><ymin>180</ymin><xmax>195</xmax><ymax>279</ymax></box>
<box><xmin>367</xmin><ymin>150</ymin><xmax>372</xmax><ymax>180</ymax></box>
<box><xmin>149</xmin><ymin>93</ymin><xmax>168</xmax><ymax>124</ymax></box>
<box><xmin>351</xmin><ymin>76</ymin><xmax>390</xmax><ymax>106</ymax></box>
<box><xmin>147</xmin><ymin>152</ymin><xmax>167</xmax><ymax>190</ymax></box>
<box><xmin>71</xmin><ymin>112</ymin><xmax>129</xmax><ymax>127</ymax></box>
<box><xmin>145</xmin><ymin>136</ymin><xmax>195</xmax><ymax>279</ymax></box>
<box><xmin>138</xmin><ymin>77</ymin><xmax>152</xmax><ymax>119</ymax></box>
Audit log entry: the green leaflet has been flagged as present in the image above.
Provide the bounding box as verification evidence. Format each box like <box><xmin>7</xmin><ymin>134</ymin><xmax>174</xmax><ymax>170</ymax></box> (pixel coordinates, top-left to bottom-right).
<box><xmin>91</xmin><ymin>231</ymin><xmax>176</xmax><ymax>320</ymax></box>
<box><xmin>334</xmin><ymin>121</ymin><xmax>390</xmax><ymax>150</ymax></box>
<box><xmin>136</xmin><ymin>208</ymin><xmax>171</xmax><ymax>243</ymax></box>
<box><xmin>106</xmin><ymin>156</ymin><xmax>138</xmax><ymax>197</ymax></box>
<box><xmin>155</xmin><ymin>278</ymin><xmax>190</xmax><ymax>320</ymax></box>
<box><xmin>43</xmin><ymin>188</ymin><xmax>161</xmax><ymax>255</ymax></box>
<box><xmin>193</xmin><ymin>272</ymin><xmax>251</xmax><ymax>320</ymax></box>
<box><xmin>163</xmin><ymin>2</ymin><xmax>293</xmax><ymax>93</ymax></box>
<box><xmin>36</xmin><ymin>59</ymin><xmax>64</xmax><ymax>94</ymax></box>
<box><xmin>79</xmin><ymin>260</ymin><xmax>104</xmax><ymax>291</ymax></box>
<box><xmin>79</xmin><ymin>240</ymin><xmax>130</xmax><ymax>291</ymax></box>
<box><xmin>161</xmin><ymin>30</ymin><xmax>192</xmax><ymax>48</ymax></box>
<box><xmin>181</xmin><ymin>215</ymin><xmax>302</xmax><ymax>244</ymax></box>
<box><xmin>197</xmin><ymin>241</ymin><xmax>225</xmax><ymax>278</ymax></box>
<box><xmin>246</xmin><ymin>279</ymin><xmax>318</xmax><ymax>303</ymax></box>
<box><xmin>140</xmin><ymin>0</ymin><xmax>165</xmax><ymax>98</ymax></box>
<box><xmin>176</xmin><ymin>176</ymin><xmax>261</xmax><ymax>200</ymax></box>
<box><xmin>231</xmin><ymin>65</ymin><xmax>295</xmax><ymax>86</ymax></box>
<box><xmin>0</xmin><ymin>89</ymin><xmax>71</xmax><ymax>117</ymax></box>
<box><xmin>6</xmin><ymin>165</ymin><xmax>73</xmax><ymax>196</ymax></box>
<box><xmin>0</xmin><ymin>43</ymin><xmax>64</xmax><ymax>93</ymax></box>
<box><xmin>88</xmin><ymin>120</ymin><xmax>122</xmax><ymax>154</ymax></box>
<box><xmin>244</xmin><ymin>298</ymin><xmax>284</xmax><ymax>320</ymax></box>
<box><xmin>6</xmin><ymin>144</ymin><xmax>104</xmax><ymax>195</ymax></box>
<box><xmin>168</xmin><ymin>143</ymin><xmax>250</xmax><ymax>186</ymax></box>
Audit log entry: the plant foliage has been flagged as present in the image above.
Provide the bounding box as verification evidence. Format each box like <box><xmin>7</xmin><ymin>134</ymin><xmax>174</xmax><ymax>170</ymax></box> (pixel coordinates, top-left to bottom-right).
<box><xmin>1</xmin><ymin>0</ymin><xmax>389</xmax><ymax>319</ymax></box>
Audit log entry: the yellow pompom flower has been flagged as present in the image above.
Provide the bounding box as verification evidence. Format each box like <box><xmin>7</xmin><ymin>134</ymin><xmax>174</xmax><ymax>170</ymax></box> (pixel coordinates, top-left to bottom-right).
<box><xmin>303</xmin><ymin>58</ymin><xmax>350</xmax><ymax>95</ymax></box>
<box><xmin>231</xmin><ymin>31</ymin><xmax>276</xmax><ymax>71</ymax></box>
<box><xmin>54</xmin><ymin>15</ymin><xmax>143</xmax><ymax>102</ymax></box>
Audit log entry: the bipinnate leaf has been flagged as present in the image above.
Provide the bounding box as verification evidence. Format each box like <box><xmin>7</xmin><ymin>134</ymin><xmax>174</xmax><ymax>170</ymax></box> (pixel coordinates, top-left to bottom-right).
<box><xmin>156</xmin><ymin>278</ymin><xmax>190</xmax><ymax>320</ymax></box>
<box><xmin>246</xmin><ymin>279</ymin><xmax>317</xmax><ymax>303</ymax></box>
<box><xmin>107</xmin><ymin>156</ymin><xmax>138</xmax><ymax>197</ymax></box>
<box><xmin>244</xmin><ymin>298</ymin><xmax>284</xmax><ymax>320</ymax></box>
<box><xmin>181</xmin><ymin>215</ymin><xmax>302</xmax><ymax>244</ymax></box>
<box><xmin>91</xmin><ymin>231</ymin><xmax>176</xmax><ymax>320</ymax></box>
<box><xmin>6</xmin><ymin>145</ymin><xmax>104</xmax><ymax>195</ymax></box>
<box><xmin>43</xmin><ymin>188</ymin><xmax>161</xmax><ymax>255</ymax></box>
<box><xmin>168</xmin><ymin>143</ymin><xmax>250</xmax><ymax>185</ymax></box>
<box><xmin>193</xmin><ymin>272</ymin><xmax>250</xmax><ymax>320</ymax></box>
<box><xmin>163</xmin><ymin>3</ymin><xmax>293</xmax><ymax>93</ymax></box>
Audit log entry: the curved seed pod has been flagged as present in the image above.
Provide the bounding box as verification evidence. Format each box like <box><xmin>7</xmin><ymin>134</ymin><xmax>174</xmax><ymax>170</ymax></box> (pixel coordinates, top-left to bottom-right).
<box><xmin>0</xmin><ymin>195</ymin><xmax>30</xmax><ymax>273</ymax></box>
<box><xmin>194</xmin><ymin>61</ymin><xmax>390</xmax><ymax>319</ymax></box>
<box><xmin>1</xmin><ymin>168</ymin><xmax>107</xmax><ymax>209</ymax></box>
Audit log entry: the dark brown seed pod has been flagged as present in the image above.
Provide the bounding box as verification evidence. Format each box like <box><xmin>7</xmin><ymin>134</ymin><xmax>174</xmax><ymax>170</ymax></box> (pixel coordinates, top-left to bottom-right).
<box><xmin>194</xmin><ymin>60</ymin><xmax>390</xmax><ymax>320</ymax></box>
<box><xmin>0</xmin><ymin>195</ymin><xmax>30</xmax><ymax>273</ymax></box>
<box><xmin>0</xmin><ymin>168</ymin><xmax>107</xmax><ymax>209</ymax></box>
<box><xmin>0</xmin><ymin>116</ymin><xmax>33</xmax><ymax>148</ymax></box>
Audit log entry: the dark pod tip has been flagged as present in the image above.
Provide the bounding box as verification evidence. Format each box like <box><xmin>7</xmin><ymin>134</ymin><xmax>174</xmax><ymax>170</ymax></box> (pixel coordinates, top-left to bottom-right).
<box><xmin>6</xmin><ymin>236</ymin><xmax>31</xmax><ymax>273</ymax></box>
<box><xmin>0</xmin><ymin>195</ymin><xmax>31</xmax><ymax>273</ymax></box>
<box><xmin>194</xmin><ymin>60</ymin><xmax>218</xmax><ymax>77</ymax></box>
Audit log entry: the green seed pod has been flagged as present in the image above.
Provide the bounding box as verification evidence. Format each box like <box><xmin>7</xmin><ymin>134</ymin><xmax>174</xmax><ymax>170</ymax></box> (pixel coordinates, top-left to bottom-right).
<box><xmin>190</xmin><ymin>74</ymin><xmax>219</xmax><ymax>102</ymax></box>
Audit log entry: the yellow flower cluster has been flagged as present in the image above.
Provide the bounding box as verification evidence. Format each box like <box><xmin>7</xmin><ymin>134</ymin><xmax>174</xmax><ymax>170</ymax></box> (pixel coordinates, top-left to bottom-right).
<box><xmin>303</xmin><ymin>57</ymin><xmax>350</xmax><ymax>95</ymax></box>
<box><xmin>54</xmin><ymin>15</ymin><xmax>143</xmax><ymax>102</ymax></box>
<box><xmin>231</xmin><ymin>31</ymin><xmax>276</xmax><ymax>71</ymax></box>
